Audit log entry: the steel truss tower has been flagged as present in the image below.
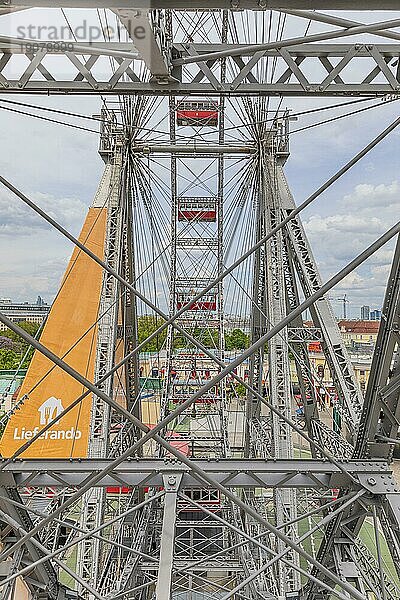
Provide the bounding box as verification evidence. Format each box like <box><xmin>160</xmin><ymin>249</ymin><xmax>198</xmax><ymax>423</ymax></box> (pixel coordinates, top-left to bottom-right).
<box><xmin>76</xmin><ymin>124</ymin><xmax>126</xmax><ymax>589</ymax></box>
<box><xmin>0</xmin><ymin>6</ymin><xmax>399</xmax><ymax>600</ymax></box>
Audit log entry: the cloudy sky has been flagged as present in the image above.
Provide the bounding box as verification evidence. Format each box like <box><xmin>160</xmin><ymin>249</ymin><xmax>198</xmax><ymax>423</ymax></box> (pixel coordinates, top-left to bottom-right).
<box><xmin>0</xmin><ymin>9</ymin><xmax>399</xmax><ymax>319</ymax></box>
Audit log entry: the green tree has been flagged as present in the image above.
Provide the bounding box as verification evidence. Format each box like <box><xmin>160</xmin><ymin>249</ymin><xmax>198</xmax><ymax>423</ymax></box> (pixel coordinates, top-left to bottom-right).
<box><xmin>225</xmin><ymin>328</ymin><xmax>249</xmax><ymax>351</ymax></box>
<box><xmin>0</xmin><ymin>321</ymin><xmax>41</xmax><ymax>369</ymax></box>
<box><xmin>0</xmin><ymin>349</ymin><xmax>21</xmax><ymax>370</ymax></box>
<box><xmin>138</xmin><ymin>316</ymin><xmax>167</xmax><ymax>352</ymax></box>
<box><xmin>235</xmin><ymin>383</ymin><xmax>246</xmax><ymax>397</ymax></box>
<box><xmin>1</xmin><ymin>321</ymin><xmax>40</xmax><ymax>349</ymax></box>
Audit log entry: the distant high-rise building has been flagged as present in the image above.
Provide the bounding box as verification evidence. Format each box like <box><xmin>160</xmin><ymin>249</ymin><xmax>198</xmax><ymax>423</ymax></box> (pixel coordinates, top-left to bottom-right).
<box><xmin>36</xmin><ymin>295</ymin><xmax>45</xmax><ymax>306</ymax></box>
<box><xmin>360</xmin><ymin>305</ymin><xmax>370</xmax><ymax>320</ymax></box>
<box><xmin>370</xmin><ymin>309</ymin><xmax>382</xmax><ymax>321</ymax></box>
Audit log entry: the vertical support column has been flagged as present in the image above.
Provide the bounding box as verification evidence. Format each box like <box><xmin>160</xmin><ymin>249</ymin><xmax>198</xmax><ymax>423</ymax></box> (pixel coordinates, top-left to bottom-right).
<box><xmin>354</xmin><ymin>235</ymin><xmax>400</xmax><ymax>458</ymax></box>
<box><xmin>245</xmin><ymin>161</ymin><xmax>267</xmax><ymax>457</ymax></box>
<box><xmin>160</xmin><ymin>88</ymin><xmax>178</xmax><ymax>447</ymax></box>
<box><xmin>155</xmin><ymin>473</ymin><xmax>182</xmax><ymax>600</ymax></box>
<box><xmin>76</xmin><ymin>140</ymin><xmax>124</xmax><ymax>596</ymax></box>
<box><xmin>263</xmin><ymin>150</ymin><xmax>300</xmax><ymax>593</ymax></box>
<box><xmin>217</xmin><ymin>11</ymin><xmax>229</xmax><ymax>458</ymax></box>
<box><xmin>120</xmin><ymin>171</ymin><xmax>141</xmax><ymax>424</ymax></box>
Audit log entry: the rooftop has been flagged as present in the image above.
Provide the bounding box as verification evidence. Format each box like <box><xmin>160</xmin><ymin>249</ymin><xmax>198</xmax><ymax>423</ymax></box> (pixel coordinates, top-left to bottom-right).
<box><xmin>304</xmin><ymin>319</ymin><xmax>380</xmax><ymax>334</ymax></box>
<box><xmin>338</xmin><ymin>320</ymin><xmax>380</xmax><ymax>334</ymax></box>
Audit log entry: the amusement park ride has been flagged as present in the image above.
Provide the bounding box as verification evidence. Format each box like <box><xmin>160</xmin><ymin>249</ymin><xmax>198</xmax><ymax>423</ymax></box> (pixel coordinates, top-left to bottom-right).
<box><xmin>0</xmin><ymin>2</ymin><xmax>399</xmax><ymax>600</ymax></box>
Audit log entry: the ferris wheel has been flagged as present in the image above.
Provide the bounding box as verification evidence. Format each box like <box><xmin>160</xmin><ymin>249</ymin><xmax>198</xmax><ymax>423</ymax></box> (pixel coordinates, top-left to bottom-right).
<box><xmin>0</xmin><ymin>5</ymin><xmax>399</xmax><ymax>600</ymax></box>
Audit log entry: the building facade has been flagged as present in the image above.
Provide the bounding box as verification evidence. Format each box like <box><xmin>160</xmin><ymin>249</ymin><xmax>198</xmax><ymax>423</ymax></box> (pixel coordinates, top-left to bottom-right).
<box><xmin>0</xmin><ymin>298</ymin><xmax>50</xmax><ymax>332</ymax></box>
<box><xmin>337</xmin><ymin>319</ymin><xmax>380</xmax><ymax>347</ymax></box>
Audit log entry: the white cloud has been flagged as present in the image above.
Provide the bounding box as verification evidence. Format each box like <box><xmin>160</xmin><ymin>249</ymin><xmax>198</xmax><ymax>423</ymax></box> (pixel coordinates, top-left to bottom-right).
<box><xmin>303</xmin><ymin>179</ymin><xmax>399</xmax><ymax>315</ymax></box>
<box><xmin>0</xmin><ymin>228</ymin><xmax>73</xmax><ymax>301</ymax></box>
<box><xmin>336</xmin><ymin>272</ymin><xmax>366</xmax><ymax>291</ymax></box>
<box><xmin>0</xmin><ymin>185</ymin><xmax>87</xmax><ymax>301</ymax></box>
<box><xmin>0</xmin><ymin>187</ymin><xmax>87</xmax><ymax>236</ymax></box>
<box><xmin>341</xmin><ymin>181</ymin><xmax>400</xmax><ymax>211</ymax></box>
<box><xmin>371</xmin><ymin>264</ymin><xmax>392</xmax><ymax>277</ymax></box>
<box><xmin>305</xmin><ymin>214</ymin><xmax>383</xmax><ymax>236</ymax></box>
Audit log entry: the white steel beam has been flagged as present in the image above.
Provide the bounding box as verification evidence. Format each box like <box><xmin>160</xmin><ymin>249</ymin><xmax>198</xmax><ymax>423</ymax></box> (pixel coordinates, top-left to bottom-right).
<box><xmin>75</xmin><ymin>147</ymin><xmax>124</xmax><ymax>596</ymax></box>
<box><xmin>0</xmin><ymin>1</ymin><xmax>398</xmax><ymax>8</ymax></box>
<box><xmin>155</xmin><ymin>474</ymin><xmax>182</xmax><ymax>600</ymax></box>
<box><xmin>0</xmin><ymin>43</ymin><xmax>400</xmax><ymax>95</ymax></box>
<box><xmin>0</xmin><ymin>459</ymin><xmax>394</xmax><ymax>490</ymax></box>
<box><xmin>112</xmin><ymin>9</ymin><xmax>170</xmax><ymax>79</ymax></box>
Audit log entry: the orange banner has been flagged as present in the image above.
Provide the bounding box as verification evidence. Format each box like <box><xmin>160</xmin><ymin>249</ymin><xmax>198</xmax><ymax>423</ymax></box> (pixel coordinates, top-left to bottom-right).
<box><xmin>0</xmin><ymin>207</ymin><xmax>107</xmax><ymax>458</ymax></box>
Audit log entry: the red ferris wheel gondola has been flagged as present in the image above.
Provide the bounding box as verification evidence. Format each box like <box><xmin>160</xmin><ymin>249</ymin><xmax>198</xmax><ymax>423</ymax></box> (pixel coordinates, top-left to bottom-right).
<box><xmin>176</xmin><ymin>101</ymin><xmax>219</xmax><ymax>127</ymax></box>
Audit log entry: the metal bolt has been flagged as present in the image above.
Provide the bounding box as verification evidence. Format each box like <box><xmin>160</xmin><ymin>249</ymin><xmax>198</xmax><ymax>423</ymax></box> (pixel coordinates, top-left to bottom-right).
<box><xmin>367</xmin><ymin>477</ymin><xmax>376</xmax><ymax>486</ymax></box>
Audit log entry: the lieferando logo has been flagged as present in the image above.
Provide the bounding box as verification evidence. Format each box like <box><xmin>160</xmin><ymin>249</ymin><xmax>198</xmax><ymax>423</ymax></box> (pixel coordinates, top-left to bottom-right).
<box><xmin>13</xmin><ymin>396</ymin><xmax>82</xmax><ymax>442</ymax></box>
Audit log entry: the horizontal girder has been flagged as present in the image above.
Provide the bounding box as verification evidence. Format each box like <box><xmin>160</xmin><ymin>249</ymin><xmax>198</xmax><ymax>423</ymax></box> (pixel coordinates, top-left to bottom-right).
<box><xmin>0</xmin><ymin>459</ymin><xmax>395</xmax><ymax>491</ymax></box>
<box><xmin>130</xmin><ymin>144</ymin><xmax>255</xmax><ymax>153</ymax></box>
<box><xmin>1</xmin><ymin>43</ymin><xmax>400</xmax><ymax>95</ymax></box>
<box><xmin>0</xmin><ymin>0</ymin><xmax>397</xmax><ymax>8</ymax></box>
